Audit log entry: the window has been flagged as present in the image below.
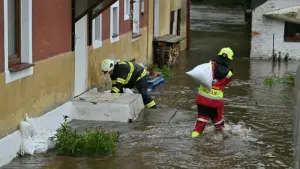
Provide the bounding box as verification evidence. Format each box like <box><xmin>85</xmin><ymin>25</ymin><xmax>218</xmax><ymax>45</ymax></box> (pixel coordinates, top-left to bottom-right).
<box><xmin>4</xmin><ymin>0</ymin><xmax>33</xmax><ymax>84</ymax></box>
<box><xmin>124</xmin><ymin>0</ymin><xmax>130</xmax><ymax>20</ymax></box>
<box><xmin>153</xmin><ymin>0</ymin><xmax>159</xmax><ymax>37</ymax></box>
<box><xmin>170</xmin><ymin>11</ymin><xmax>175</xmax><ymax>34</ymax></box>
<box><xmin>112</xmin><ymin>8</ymin><xmax>118</xmax><ymax>35</ymax></box>
<box><xmin>177</xmin><ymin>9</ymin><xmax>181</xmax><ymax>36</ymax></box>
<box><xmin>110</xmin><ymin>1</ymin><xmax>119</xmax><ymax>43</ymax></box>
<box><xmin>132</xmin><ymin>0</ymin><xmax>140</xmax><ymax>39</ymax></box>
<box><xmin>284</xmin><ymin>21</ymin><xmax>300</xmax><ymax>42</ymax></box>
<box><xmin>8</xmin><ymin>0</ymin><xmax>21</xmax><ymax>66</ymax></box>
<box><xmin>141</xmin><ymin>0</ymin><xmax>144</xmax><ymax>15</ymax></box>
<box><xmin>93</xmin><ymin>15</ymin><xmax>102</xmax><ymax>48</ymax></box>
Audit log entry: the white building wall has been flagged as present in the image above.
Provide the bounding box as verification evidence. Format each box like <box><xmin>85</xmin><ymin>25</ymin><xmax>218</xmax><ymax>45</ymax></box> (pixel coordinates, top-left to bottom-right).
<box><xmin>251</xmin><ymin>0</ymin><xmax>300</xmax><ymax>59</ymax></box>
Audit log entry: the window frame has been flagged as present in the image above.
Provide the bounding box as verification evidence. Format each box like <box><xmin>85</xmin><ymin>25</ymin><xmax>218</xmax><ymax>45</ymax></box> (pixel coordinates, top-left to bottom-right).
<box><xmin>132</xmin><ymin>0</ymin><xmax>140</xmax><ymax>41</ymax></box>
<box><xmin>140</xmin><ymin>0</ymin><xmax>145</xmax><ymax>15</ymax></box>
<box><xmin>124</xmin><ymin>0</ymin><xmax>130</xmax><ymax>20</ymax></box>
<box><xmin>110</xmin><ymin>1</ymin><xmax>119</xmax><ymax>43</ymax></box>
<box><xmin>4</xmin><ymin>0</ymin><xmax>33</xmax><ymax>84</ymax></box>
<box><xmin>284</xmin><ymin>21</ymin><xmax>300</xmax><ymax>43</ymax></box>
<box><xmin>92</xmin><ymin>14</ymin><xmax>102</xmax><ymax>49</ymax></box>
<box><xmin>8</xmin><ymin>0</ymin><xmax>21</xmax><ymax>66</ymax></box>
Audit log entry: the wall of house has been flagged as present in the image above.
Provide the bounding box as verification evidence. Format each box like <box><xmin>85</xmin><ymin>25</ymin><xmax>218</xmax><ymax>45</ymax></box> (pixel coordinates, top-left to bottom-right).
<box><xmin>146</xmin><ymin>0</ymin><xmax>154</xmax><ymax>63</ymax></box>
<box><xmin>0</xmin><ymin>0</ymin><xmax>74</xmax><ymax>138</ymax></box>
<box><xmin>88</xmin><ymin>0</ymin><xmax>149</xmax><ymax>89</ymax></box>
<box><xmin>158</xmin><ymin>0</ymin><xmax>171</xmax><ymax>36</ymax></box>
<box><xmin>0</xmin><ymin>0</ymin><xmax>189</xmax><ymax>137</ymax></box>
<box><xmin>251</xmin><ymin>0</ymin><xmax>300</xmax><ymax>59</ymax></box>
<box><xmin>88</xmin><ymin>0</ymin><xmax>188</xmax><ymax>89</ymax></box>
<box><xmin>0</xmin><ymin>0</ymin><xmax>4</xmax><ymax>72</ymax></box>
<box><xmin>179</xmin><ymin>0</ymin><xmax>188</xmax><ymax>50</ymax></box>
<box><xmin>32</xmin><ymin>0</ymin><xmax>72</xmax><ymax>62</ymax></box>
<box><xmin>158</xmin><ymin>0</ymin><xmax>188</xmax><ymax>50</ymax></box>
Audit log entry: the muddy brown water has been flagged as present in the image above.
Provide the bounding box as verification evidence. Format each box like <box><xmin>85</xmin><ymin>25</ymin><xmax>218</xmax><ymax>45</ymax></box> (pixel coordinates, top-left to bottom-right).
<box><xmin>2</xmin><ymin>5</ymin><xmax>299</xmax><ymax>169</ymax></box>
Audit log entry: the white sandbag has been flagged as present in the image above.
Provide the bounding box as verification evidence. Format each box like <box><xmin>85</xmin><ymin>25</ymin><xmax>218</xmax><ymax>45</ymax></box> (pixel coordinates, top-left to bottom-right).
<box><xmin>19</xmin><ymin>137</ymin><xmax>35</xmax><ymax>156</ymax></box>
<box><xmin>25</xmin><ymin>114</ymin><xmax>40</xmax><ymax>136</ymax></box>
<box><xmin>47</xmin><ymin>133</ymin><xmax>57</xmax><ymax>149</ymax></box>
<box><xmin>33</xmin><ymin>135</ymin><xmax>49</xmax><ymax>154</ymax></box>
<box><xmin>18</xmin><ymin>115</ymin><xmax>57</xmax><ymax>155</ymax></box>
<box><xmin>19</xmin><ymin>121</ymin><xmax>32</xmax><ymax>140</ymax></box>
<box><xmin>32</xmin><ymin>130</ymin><xmax>56</xmax><ymax>153</ymax></box>
<box><xmin>186</xmin><ymin>62</ymin><xmax>213</xmax><ymax>89</ymax></box>
<box><xmin>19</xmin><ymin>121</ymin><xmax>35</xmax><ymax>155</ymax></box>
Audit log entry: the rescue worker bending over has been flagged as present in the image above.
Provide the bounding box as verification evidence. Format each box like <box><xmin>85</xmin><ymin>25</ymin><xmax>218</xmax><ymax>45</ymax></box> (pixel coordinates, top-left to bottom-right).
<box><xmin>101</xmin><ymin>59</ymin><xmax>157</xmax><ymax>109</ymax></box>
<box><xmin>191</xmin><ymin>47</ymin><xmax>234</xmax><ymax>138</ymax></box>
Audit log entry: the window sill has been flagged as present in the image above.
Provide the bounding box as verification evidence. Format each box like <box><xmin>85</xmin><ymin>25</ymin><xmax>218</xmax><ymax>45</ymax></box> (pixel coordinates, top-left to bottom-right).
<box><xmin>9</xmin><ymin>63</ymin><xmax>35</xmax><ymax>72</ymax></box>
<box><xmin>132</xmin><ymin>33</ymin><xmax>141</xmax><ymax>42</ymax></box>
<box><xmin>284</xmin><ymin>37</ymin><xmax>300</xmax><ymax>42</ymax></box>
<box><xmin>5</xmin><ymin>63</ymin><xmax>34</xmax><ymax>84</ymax></box>
<box><xmin>124</xmin><ymin>14</ymin><xmax>130</xmax><ymax>20</ymax></box>
<box><xmin>112</xmin><ymin>34</ymin><xmax>119</xmax><ymax>38</ymax></box>
<box><xmin>111</xmin><ymin>34</ymin><xmax>120</xmax><ymax>43</ymax></box>
<box><xmin>93</xmin><ymin>40</ymin><xmax>103</xmax><ymax>49</ymax></box>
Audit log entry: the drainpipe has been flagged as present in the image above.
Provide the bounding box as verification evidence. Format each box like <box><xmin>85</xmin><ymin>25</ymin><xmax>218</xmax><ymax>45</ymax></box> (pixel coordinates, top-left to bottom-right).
<box><xmin>71</xmin><ymin>0</ymin><xmax>75</xmax><ymax>51</ymax></box>
<box><xmin>272</xmin><ymin>33</ymin><xmax>275</xmax><ymax>56</ymax></box>
<box><xmin>187</xmin><ymin>0</ymin><xmax>191</xmax><ymax>50</ymax></box>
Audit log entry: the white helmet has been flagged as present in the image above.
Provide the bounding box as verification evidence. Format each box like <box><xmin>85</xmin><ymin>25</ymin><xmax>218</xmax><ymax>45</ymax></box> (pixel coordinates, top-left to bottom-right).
<box><xmin>101</xmin><ymin>59</ymin><xmax>115</xmax><ymax>73</ymax></box>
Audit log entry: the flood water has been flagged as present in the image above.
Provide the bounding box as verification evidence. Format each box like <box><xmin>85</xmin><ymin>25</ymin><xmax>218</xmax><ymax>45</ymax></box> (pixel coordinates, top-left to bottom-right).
<box><xmin>2</xmin><ymin>4</ymin><xmax>299</xmax><ymax>169</ymax></box>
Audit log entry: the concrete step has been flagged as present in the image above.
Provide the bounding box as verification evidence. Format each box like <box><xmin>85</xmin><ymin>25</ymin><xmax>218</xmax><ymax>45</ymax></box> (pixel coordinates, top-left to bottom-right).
<box><xmin>136</xmin><ymin>109</ymin><xmax>196</xmax><ymax>123</ymax></box>
<box><xmin>72</xmin><ymin>90</ymin><xmax>144</xmax><ymax>122</ymax></box>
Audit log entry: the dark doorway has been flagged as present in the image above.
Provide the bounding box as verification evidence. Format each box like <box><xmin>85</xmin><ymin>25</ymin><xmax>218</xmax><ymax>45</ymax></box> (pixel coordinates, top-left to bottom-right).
<box><xmin>170</xmin><ymin>11</ymin><xmax>175</xmax><ymax>34</ymax></box>
<box><xmin>177</xmin><ymin>9</ymin><xmax>181</xmax><ymax>36</ymax></box>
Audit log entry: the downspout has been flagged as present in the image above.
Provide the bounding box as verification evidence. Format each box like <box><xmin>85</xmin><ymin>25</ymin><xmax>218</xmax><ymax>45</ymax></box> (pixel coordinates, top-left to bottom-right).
<box><xmin>186</xmin><ymin>0</ymin><xmax>190</xmax><ymax>50</ymax></box>
<box><xmin>146</xmin><ymin>0</ymin><xmax>150</xmax><ymax>63</ymax></box>
<box><xmin>72</xmin><ymin>0</ymin><xmax>75</xmax><ymax>51</ymax></box>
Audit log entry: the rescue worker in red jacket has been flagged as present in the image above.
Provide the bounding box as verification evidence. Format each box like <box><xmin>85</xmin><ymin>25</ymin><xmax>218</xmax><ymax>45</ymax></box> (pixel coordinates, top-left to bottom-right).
<box><xmin>191</xmin><ymin>47</ymin><xmax>234</xmax><ymax>138</ymax></box>
<box><xmin>101</xmin><ymin>59</ymin><xmax>157</xmax><ymax>109</ymax></box>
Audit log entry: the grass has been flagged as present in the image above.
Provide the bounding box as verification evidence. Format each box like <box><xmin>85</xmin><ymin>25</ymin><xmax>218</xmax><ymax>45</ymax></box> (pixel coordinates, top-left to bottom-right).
<box><xmin>147</xmin><ymin>64</ymin><xmax>175</xmax><ymax>80</ymax></box>
<box><xmin>264</xmin><ymin>73</ymin><xmax>295</xmax><ymax>86</ymax></box>
<box><xmin>155</xmin><ymin>66</ymin><xmax>174</xmax><ymax>79</ymax></box>
<box><xmin>53</xmin><ymin>116</ymin><xmax>118</xmax><ymax>156</ymax></box>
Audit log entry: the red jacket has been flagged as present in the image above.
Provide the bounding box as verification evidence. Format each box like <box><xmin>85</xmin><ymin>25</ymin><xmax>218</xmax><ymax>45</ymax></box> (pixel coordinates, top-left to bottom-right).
<box><xmin>196</xmin><ymin>62</ymin><xmax>232</xmax><ymax>108</ymax></box>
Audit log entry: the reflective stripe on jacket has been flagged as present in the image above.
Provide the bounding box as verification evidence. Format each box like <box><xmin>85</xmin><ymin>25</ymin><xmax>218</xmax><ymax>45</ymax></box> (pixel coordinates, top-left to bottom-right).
<box><xmin>196</xmin><ymin>62</ymin><xmax>232</xmax><ymax>108</ymax></box>
<box><xmin>110</xmin><ymin>61</ymin><xmax>147</xmax><ymax>93</ymax></box>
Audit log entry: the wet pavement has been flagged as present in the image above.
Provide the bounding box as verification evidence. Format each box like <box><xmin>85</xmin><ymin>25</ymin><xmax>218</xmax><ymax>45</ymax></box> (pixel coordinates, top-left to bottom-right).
<box><xmin>2</xmin><ymin>4</ymin><xmax>299</xmax><ymax>169</ymax></box>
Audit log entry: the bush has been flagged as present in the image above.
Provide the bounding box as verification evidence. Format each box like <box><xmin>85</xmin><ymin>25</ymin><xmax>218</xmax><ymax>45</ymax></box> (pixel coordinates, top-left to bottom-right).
<box><xmin>54</xmin><ymin>116</ymin><xmax>118</xmax><ymax>156</ymax></box>
<box><xmin>155</xmin><ymin>66</ymin><xmax>174</xmax><ymax>79</ymax></box>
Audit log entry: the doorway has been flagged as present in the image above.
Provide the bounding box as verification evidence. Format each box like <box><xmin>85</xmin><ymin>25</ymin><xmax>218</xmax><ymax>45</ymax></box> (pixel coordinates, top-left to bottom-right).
<box><xmin>74</xmin><ymin>15</ymin><xmax>88</xmax><ymax>97</ymax></box>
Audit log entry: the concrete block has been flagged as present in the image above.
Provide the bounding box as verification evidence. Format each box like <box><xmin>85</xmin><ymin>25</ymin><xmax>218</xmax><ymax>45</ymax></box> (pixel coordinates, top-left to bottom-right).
<box><xmin>72</xmin><ymin>92</ymin><xmax>144</xmax><ymax>122</ymax></box>
<box><xmin>73</xmin><ymin>91</ymin><xmax>100</xmax><ymax>102</ymax></box>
